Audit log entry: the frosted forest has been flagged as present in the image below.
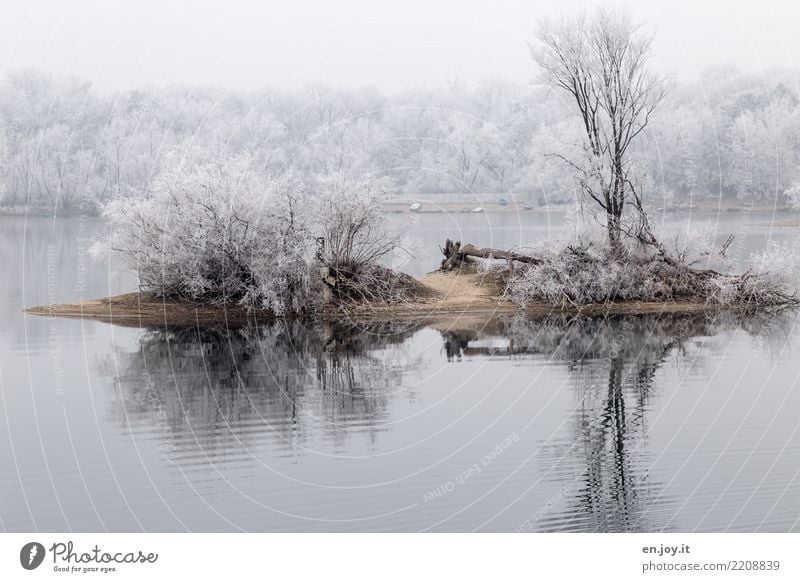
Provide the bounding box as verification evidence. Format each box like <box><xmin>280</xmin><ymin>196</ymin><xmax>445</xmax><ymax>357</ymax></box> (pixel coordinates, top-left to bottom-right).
<box><xmin>3</xmin><ymin>63</ymin><xmax>800</xmax><ymax>213</ymax></box>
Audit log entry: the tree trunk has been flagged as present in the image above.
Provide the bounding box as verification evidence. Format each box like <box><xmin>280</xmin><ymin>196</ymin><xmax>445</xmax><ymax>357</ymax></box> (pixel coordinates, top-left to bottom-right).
<box><xmin>606</xmin><ymin>212</ymin><xmax>621</xmax><ymax>250</ymax></box>
<box><xmin>440</xmin><ymin>239</ymin><xmax>542</xmax><ymax>271</ymax></box>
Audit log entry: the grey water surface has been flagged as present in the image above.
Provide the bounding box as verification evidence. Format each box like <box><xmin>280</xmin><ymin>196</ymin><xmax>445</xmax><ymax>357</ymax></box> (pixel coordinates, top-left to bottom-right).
<box><xmin>1</xmin><ymin>211</ymin><xmax>799</xmax><ymax>532</ymax></box>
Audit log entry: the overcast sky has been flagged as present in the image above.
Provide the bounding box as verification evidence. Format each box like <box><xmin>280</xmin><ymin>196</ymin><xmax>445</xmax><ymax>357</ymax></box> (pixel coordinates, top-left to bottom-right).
<box><xmin>1</xmin><ymin>0</ymin><xmax>798</xmax><ymax>92</ymax></box>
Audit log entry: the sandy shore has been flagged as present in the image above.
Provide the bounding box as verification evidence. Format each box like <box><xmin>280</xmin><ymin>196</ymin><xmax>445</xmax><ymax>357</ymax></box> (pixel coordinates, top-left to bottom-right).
<box><xmin>24</xmin><ymin>271</ymin><xmax>733</xmax><ymax>328</ymax></box>
<box><xmin>23</xmin><ymin>292</ymin><xmax>276</xmax><ymax>327</ymax></box>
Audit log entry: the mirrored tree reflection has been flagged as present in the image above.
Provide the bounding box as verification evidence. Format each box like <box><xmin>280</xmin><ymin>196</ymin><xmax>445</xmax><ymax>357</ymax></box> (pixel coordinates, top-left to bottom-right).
<box><xmin>438</xmin><ymin>309</ymin><xmax>796</xmax><ymax>532</ymax></box>
<box><xmin>99</xmin><ymin>319</ymin><xmax>426</xmax><ymax>455</ymax></box>
<box><xmin>98</xmin><ymin>307</ymin><xmax>795</xmax><ymax>532</ymax></box>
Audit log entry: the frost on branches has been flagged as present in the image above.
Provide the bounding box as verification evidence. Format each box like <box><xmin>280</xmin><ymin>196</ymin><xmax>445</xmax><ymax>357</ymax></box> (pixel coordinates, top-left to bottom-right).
<box><xmin>504</xmin><ymin>229</ymin><xmax>800</xmax><ymax>308</ymax></box>
<box><xmin>316</xmin><ymin>175</ymin><xmax>397</xmax><ymax>270</ymax></box>
<box><xmin>93</xmin><ymin>153</ymin><xmax>315</xmax><ymax>315</ymax></box>
<box><xmin>92</xmin><ymin>153</ymin><xmax>415</xmax><ymax>313</ymax></box>
<box><xmin>314</xmin><ymin>175</ymin><xmax>426</xmax><ymax>304</ymax></box>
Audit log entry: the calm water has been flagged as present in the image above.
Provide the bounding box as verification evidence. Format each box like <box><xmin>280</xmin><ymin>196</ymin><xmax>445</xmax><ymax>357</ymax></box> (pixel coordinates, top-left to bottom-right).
<box><xmin>1</xmin><ymin>211</ymin><xmax>800</xmax><ymax>532</ymax></box>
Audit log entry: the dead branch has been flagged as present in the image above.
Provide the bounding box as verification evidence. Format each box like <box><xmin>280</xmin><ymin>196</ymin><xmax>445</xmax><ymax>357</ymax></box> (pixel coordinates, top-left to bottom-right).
<box><xmin>439</xmin><ymin>238</ymin><xmax>543</xmax><ymax>272</ymax></box>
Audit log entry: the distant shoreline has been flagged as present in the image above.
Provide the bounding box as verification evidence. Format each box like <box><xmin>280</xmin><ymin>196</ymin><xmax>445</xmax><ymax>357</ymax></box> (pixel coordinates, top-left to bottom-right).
<box><xmin>4</xmin><ymin>202</ymin><xmax>796</xmax><ymax>219</ymax></box>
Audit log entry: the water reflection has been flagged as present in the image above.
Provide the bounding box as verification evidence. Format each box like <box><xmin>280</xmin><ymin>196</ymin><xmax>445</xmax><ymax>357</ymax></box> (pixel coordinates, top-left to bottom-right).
<box><xmin>441</xmin><ymin>310</ymin><xmax>794</xmax><ymax>532</ymax></box>
<box><xmin>100</xmin><ymin>308</ymin><xmax>794</xmax><ymax>531</ymax></box>
<box><xmin>99</xmin><ymin>320</ymin><xmax>426</xmax><ymax>454</ymax></box>
<box><xmin>4</xmin><ymin>214</ymin><xmax>798</xmax><ymax>531</ymax></box>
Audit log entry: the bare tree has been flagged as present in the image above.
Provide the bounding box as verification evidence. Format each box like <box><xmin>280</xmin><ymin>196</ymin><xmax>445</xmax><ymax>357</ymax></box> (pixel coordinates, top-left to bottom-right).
<box><xmin>531</xmin><ymin>8</ymin><xmax>668</xmax><ymax>249</ymax></box>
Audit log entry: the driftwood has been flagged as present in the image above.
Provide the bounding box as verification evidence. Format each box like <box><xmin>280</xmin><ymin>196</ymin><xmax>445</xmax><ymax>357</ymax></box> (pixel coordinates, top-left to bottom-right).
<box><xmin>440</xmin><ymin>239</ymin><xmax>542</xmax><ymax>271</ymax></box>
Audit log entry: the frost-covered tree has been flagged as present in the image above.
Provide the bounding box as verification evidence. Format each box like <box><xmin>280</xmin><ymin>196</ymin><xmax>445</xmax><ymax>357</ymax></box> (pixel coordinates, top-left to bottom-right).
<box><xmin>531</xmin><ymin>7</ymin><xmax>668</xmax><ymax>247</ymax></box>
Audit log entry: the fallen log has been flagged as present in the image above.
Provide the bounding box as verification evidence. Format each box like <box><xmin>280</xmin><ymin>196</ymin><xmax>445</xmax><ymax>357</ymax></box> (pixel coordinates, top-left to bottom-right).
<box><xmin>439</xmin><ymin>238</ymin><xmax>542</xmax><ymax>271</ymax></box>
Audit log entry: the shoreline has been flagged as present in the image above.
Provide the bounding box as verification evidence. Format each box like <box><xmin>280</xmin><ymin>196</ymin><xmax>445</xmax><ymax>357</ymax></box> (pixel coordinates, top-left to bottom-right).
<box><xmin>24</xmin><ymin>271</ymin><xmax>747</xmax><ymax>328</ymax></box>
<box><xmin>4</xmin><ymin>201</ymin><xmax>796</xmax><ymax>219</ymax></box>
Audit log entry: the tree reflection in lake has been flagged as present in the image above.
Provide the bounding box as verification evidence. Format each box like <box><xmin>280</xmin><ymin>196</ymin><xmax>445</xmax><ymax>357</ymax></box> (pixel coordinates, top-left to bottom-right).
<box><xmin>99</xmin><ymin>319</ymin><xmax>426</xmax><ymax>454</ymax></box>
<box><xmin>439</xmin><ymin>309</ymin><xmax>795</xmax><ymax>532</ymax></box>
<box><xmin>99</xmin><ymin>308</ymin><xmax>795</xmax><ymax>531</ymax></box>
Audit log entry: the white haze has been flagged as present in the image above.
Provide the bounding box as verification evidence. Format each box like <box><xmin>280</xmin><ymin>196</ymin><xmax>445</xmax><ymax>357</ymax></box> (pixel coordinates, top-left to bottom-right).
<box><xmin>0</xmin><ymin>0</ymin><xmax>799</xmax><ymax>93</ymax></box>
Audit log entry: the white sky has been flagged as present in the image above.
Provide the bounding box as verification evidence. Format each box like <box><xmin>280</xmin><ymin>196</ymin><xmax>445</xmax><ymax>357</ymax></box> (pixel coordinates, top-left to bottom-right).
<box><xmin>0</xmin><ymin>0</ymin><xmax>798</xmax><ymax>92</ymax></box>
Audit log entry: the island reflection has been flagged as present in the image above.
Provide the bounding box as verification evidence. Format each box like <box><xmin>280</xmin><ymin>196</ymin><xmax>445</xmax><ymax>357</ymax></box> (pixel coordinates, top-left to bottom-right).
<box><xmin>101</xmin><ymin>308</ymin><xmax>794</xmax><ymax>532</ymax></box>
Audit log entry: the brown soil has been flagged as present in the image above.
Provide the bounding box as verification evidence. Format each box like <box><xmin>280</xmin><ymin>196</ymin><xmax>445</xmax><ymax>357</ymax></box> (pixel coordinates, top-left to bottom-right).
<box><xmin>24</xmin><ymin>293</ymin><xmax>274</xmax><ymax>327</ymax></box>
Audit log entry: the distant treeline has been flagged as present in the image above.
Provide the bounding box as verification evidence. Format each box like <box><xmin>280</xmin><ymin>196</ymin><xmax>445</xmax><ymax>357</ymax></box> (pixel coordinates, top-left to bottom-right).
<box><xmin>1</xmin><ymin>66</ymin><xmax>799</xmax><ymax>212</ymax></box>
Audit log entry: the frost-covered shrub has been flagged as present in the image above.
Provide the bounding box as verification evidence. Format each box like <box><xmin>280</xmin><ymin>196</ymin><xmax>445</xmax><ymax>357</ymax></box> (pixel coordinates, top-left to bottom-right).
<box><xmin>315</xmin><ymin>175</ymin><xmax>397</xmax><ymax>270</ymax></box>
<box><xmin>93</xmin><ymin>156</ymin><xmax>414</xmax><ymax>311</ymax></box>
<box><xmin>662</xmin><ymin>221</ymin><xmax>730</xmax><ymax>269</ymax></box>
<box><xmin>93</xmin><ymin>153</ymin><xmax>315</xmax><ymax>314</ymax></box>
<box><xmin>505</xmin><ymin>240</ymin><xmax>673</xmax><ymax>306</ymax></box>
<box><xmin>505</xmin><ymin>233</ymin><xmax>800</xmax><ymax>307</ymax></box>
<box><xmin>313</xmin><ymin>175</ymin><xmax>424</xmax><ymax>304</ymax></box>
<box><xmin>706</xmin><ymin>240</ymin><xmax>800</xmax><ymax>305</ymax></box>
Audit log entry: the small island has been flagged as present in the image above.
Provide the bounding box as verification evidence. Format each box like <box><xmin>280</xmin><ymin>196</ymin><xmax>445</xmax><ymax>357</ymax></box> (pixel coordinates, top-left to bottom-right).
<box><xmin>25</xmin><ymin>9</ymin><xmax>800</xmax><ymax>327</ymax></box>
<box><xmin>27</xmin><ymin>267</ymin><xmax>741</xmax><ymax>328</ymax></box>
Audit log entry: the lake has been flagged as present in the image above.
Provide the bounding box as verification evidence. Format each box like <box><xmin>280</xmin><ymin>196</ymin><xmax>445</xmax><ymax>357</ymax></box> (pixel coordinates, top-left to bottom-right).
<box><xmin>1</xmin><ymin>210</ymin><xmax>800</xmax><ymax>532</ymax></box>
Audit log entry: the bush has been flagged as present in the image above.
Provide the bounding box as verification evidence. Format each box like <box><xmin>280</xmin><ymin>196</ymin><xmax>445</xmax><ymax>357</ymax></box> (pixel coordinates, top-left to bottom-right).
<box><xmin>705</xmin><ymin>240</ymin><xmax>800</xmax><ymax>305</ymax></box>
<box><xmin>505</xmin><ymin>241</ymin><xmax>669</xmax><ymax>307</ymax></box>
<box><xmin>315</xmin><ymin>175</ymin><xmax>397</xmax><ymax>270</ymax></box>
<box><xmin>93</xmin><ymin>155</ymin><xmax>416</xmax><ymax>312</ymax></box>
<box><xmin>93</xmin><ymin>153</ymin><xmax>315</xmax><ymax>315</ymax></box>
<box><xmin>313</xmin><ymin>175</ymin><xmax>424</xmax><ymax>304</ymax></box>
<box><xmin>505</xmin><ymin>233</ymin><xmax>800</xmax><ymax>308</ymax></box>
